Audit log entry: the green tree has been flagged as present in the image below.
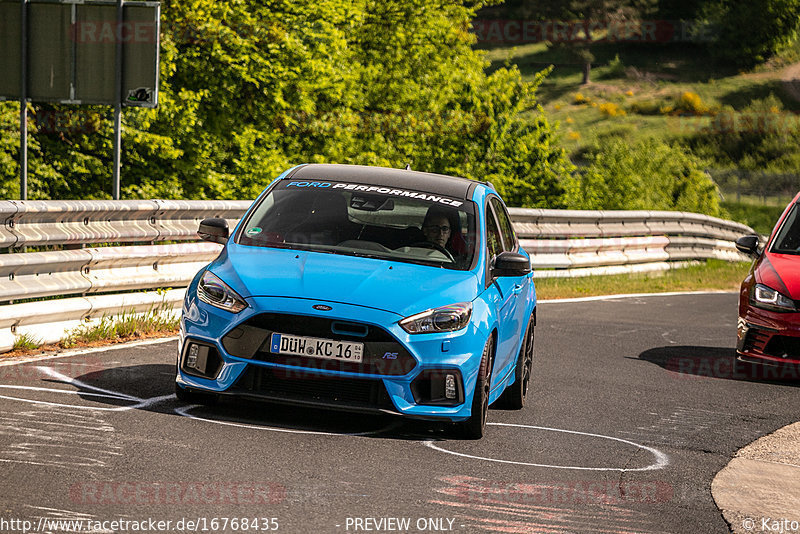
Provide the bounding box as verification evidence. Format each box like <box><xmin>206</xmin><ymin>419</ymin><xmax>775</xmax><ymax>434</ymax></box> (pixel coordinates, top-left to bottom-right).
<box><xmin>704</xmin><ymin>0</ymin><xmax>800</xmax><ymax>66</ymax></box>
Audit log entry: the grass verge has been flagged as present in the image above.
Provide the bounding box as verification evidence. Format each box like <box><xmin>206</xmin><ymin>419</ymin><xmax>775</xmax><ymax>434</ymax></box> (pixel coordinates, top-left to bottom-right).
<box><xmin>2</xmin><ymin>305</ymin><xmax>180</xmax><ymax>359</ymax></box>
<box><xmin>61</xmin><ymin>306</ymin><xmax>180</xmax><ymax>348</ymax></box>
<box><xmin>12</xmin><ymin>333</ymin><xmax>41</xmax><ymax>351</ymax></box>
<box><xmin>535</xmin><ymin>259</ymin><xmax>751</xmax><ymax>299</ymax></box>
<box><xmin>720</xmin><ymin>201</ymin><xmax>784</xmax><ymax>236</ymax></box>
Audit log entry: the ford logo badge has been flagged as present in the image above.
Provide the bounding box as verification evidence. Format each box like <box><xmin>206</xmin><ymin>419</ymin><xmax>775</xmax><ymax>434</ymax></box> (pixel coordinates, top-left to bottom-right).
<box><xmin>313</xmin><ymin>304</ymin><xmax>333</xmax><ymax>311</ymax></box>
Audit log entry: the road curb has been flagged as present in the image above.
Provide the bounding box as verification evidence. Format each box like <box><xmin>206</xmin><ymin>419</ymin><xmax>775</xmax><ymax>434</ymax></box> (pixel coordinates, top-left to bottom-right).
<box><xmin>712</xmin><ymin>422</ymin><xmax>800</xmax><ymax>533</ymax></box>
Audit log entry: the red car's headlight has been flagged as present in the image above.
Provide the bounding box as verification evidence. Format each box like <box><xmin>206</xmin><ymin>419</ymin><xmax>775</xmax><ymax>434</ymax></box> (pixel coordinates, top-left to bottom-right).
<box><xmin>751</xmin><ymin>283</ymin><xmax>797</xmax><ymax>313</ymax></box>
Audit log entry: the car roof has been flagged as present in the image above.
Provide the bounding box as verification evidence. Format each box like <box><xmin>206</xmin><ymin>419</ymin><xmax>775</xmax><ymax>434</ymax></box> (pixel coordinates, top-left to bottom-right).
<box><xmin>285</xmin><ymin>163</ymin><xmax>481</xmax><ymax>200</ymax></box>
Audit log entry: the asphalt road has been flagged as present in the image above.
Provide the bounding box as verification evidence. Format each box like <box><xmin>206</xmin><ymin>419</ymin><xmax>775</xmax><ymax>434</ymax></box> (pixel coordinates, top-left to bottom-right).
<box><xmin>1</xmin><ymin>293</ymin><xmax>799</xmax><ymax>534</ymax></box>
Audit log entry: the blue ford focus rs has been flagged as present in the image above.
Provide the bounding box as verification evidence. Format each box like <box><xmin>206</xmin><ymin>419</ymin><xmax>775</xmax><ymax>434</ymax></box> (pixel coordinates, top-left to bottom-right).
<box><xmin>176</xmin><ymin>164</ymin><xmax>536</xmax><ymax>438</ymax></box>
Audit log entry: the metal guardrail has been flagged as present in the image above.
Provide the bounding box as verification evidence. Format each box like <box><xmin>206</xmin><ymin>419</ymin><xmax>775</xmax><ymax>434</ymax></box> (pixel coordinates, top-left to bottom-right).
<box><xmin>0</xmin><ymin>201</ymin><xmax>756</xmax><ymax>352</ymax></box>
<box><xmin>509</xmin><ymin>208</ymin><xmax>754</xmax><ymax>277</ymax></box>
<box><xmin>0</xmin><ymin>199</ymin><xmax>250</xmax><ymax>248</ymax></box>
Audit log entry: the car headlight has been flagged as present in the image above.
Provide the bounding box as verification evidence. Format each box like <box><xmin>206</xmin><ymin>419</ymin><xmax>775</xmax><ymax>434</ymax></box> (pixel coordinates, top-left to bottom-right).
<box><xmin>752</xmin><ymin>283</ymin><xmax>797</xmax><ymax>312</ymax></box>
<box><xmin>197</xmin><ymin>271</ymin><xmax>248</xmax><ymax>313</ymax></box>
<box><xmin>400</xmin><ymin>302</ymin><xmax>472</xmax><ymax>334</ymax></box>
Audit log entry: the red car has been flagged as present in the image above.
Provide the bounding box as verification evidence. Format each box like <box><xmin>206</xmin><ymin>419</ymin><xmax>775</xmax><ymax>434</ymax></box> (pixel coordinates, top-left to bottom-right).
<box><xmin>736</xmin><ymin>192</ymin><xmax>800</xmax><ymax>371</ymax></box>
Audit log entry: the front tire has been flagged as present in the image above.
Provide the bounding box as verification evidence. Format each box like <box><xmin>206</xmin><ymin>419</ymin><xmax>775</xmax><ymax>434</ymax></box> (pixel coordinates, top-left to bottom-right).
<box><xmin>456</xmin><ymin>336</ymin><xmax>494</xmax><ymax>439</ymax></box>
<box><xmin>498</xmin><ymin>314</ymin><xmax>534</xmax><ymax>410</ymax></box>
<box><xmin>175</xmin><ymin>359</ymin><xmax>218</xmax><ymax>405</ymax></box>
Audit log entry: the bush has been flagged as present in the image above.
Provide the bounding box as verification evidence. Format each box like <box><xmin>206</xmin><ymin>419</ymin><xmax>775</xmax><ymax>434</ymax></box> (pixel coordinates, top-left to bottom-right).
<box><xmin>598</xmin><ymin>102</ymin><xmax>626</xmax><ymax>117</ymax></box>
<box><xmin>680</xmin><ymin>95</ymin><xmax>800</xmax><ymax>174</ymax></box>
<box><xmin>564</xmin><ymin>138</ymin><xmax>722</xmax><ymax>216</ymax></box>
<box><xmin>602</xmin><ymin>54</ymin><xmax>626</xmax><ymax>79</ymax></box>
<box><xmin>573</xmin><ymin>92</ymin><xmax>592</xmax><ymax>105</ymax></box>
<box><xmin>673</xmin><ymin>92</ymin><xmax>715</xmax><ymax>116</ymax></box>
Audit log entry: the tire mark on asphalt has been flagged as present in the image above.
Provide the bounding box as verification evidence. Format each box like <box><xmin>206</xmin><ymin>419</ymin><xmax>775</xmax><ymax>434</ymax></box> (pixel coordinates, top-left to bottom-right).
<box><xmin>617</xmin><ymin>407</ymin><xmax>738</xmax><ymax>447</ymax></box>
<box><xmin>0</xmin><ymin>409</ymin><xmax>121</xmax><ymax>473</ymax></box>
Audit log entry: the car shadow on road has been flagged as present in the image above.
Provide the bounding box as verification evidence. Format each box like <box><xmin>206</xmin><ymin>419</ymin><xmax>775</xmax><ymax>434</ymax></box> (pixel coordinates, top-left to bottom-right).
<box><xmin>636</xmin><ymin>345</ymin><xmax>800</xmax><ymax>386</ymax></box>
<box><xmin>59</xmin><ymin>364</ymin><xmax>458</xmax><ymax>440</ymax></box>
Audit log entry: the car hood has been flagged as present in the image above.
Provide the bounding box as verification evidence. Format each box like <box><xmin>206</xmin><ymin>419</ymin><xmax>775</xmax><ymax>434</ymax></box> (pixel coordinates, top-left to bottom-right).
<box><xmin>759</xmin><ymin>252</ymin><xmax>800</xmax><ymax>299</ymax></box>
<box><xmin>211</xmin><ymin>245</ymin><xmax>482</xmax><ymax>318</ymax></box>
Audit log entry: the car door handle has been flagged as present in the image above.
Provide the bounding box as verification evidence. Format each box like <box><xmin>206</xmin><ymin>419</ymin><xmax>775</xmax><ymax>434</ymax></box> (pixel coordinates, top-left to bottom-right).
<box><xmin>512</xmin><ymin>284</ymin><xmax>523</xmax><ymax>295</ymax></box>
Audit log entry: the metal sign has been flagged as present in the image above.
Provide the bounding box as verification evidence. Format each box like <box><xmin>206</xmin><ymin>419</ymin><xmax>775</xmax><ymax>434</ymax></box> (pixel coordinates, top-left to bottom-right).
<box><xmin>2</xmin><ymin>0</ymin><xmax>160</xmax><ymax>106</ymax></box>
<box><xmin>1</xmin><ymin>0</ymin><xmax>160</xmax><ymax>201</ymax></box>
<box><xmin>0</xmin><ymin>2</ymin><xmax>23</xmax><ymax>101</ymax></box>
<box><xmin>0</xmin><ymin>0</ymin><xmax>160</xmax><ymax>106</ymax></box>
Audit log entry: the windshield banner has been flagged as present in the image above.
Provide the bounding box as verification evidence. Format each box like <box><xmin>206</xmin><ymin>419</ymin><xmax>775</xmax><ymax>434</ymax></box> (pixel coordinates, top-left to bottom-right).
<box><xmin>283</xmin><ymin>180</ymin><xmax>464</xmax><ymax>208</ymax></box>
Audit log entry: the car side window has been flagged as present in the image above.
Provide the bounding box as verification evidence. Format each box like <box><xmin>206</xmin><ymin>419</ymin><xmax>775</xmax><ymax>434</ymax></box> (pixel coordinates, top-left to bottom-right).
<box><xmin>490</xmin><ymin>197</ymin><xmax>517</xmax><ymax>252</ymax></box>
<box><xmin>486</xmin><ymin>207</ymin><xmax>503</xmax><ymax>261</ymax></box>
<box><xmin>772</xmin><ymin>204</ymin><xmax>800</xmax><ymax>253</ymax></box>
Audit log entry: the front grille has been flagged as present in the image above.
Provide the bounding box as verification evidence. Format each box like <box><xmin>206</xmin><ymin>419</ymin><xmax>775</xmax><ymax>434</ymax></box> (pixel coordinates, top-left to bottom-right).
<box><xmin>223</xmin><ymin>313</ymin><xmax>417</xmax><ymax>376</ymax></box>
<box><xmin>230</xmin><ymin>365</ymin><xmax>395</xmax><ymax>412</ymax></box>
<box><xmin>763</xmin><ymin>335</ymin><xmax>800</xmax><ymax>359</ymax></box>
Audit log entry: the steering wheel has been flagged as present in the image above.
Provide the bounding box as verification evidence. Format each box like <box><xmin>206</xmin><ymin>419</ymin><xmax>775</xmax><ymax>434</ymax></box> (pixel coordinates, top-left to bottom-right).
<box><xmin>409</xmin><ymin>242</ymin><xmax>455</xmax><ymax>262</ymax></box>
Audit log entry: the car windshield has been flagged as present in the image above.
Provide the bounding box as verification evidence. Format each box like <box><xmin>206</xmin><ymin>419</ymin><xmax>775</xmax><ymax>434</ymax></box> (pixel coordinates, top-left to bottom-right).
<box><xmin>770</xmin><ymin>203</ymin><xmax>800</xmax><ymax>255</ymax></box>
<box><xmin>237</xmin><ymin>180</ymin><xmax>478</xmax><ymax>270</ymax></box>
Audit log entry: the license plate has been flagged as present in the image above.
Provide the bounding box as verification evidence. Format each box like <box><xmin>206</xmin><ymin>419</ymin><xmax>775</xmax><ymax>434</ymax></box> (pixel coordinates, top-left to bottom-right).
<box><xmin>269</xmin><ymin>333</ymin><xmax>364</xmax><ymax>363</ymax></box>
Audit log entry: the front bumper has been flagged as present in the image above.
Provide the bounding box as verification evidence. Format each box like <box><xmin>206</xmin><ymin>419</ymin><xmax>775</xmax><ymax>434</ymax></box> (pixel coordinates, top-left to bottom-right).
<box><xmin>737</xmin><ymin>305</ymin><xmax>800</xmax><ymax>366</ymax></box>
<box><xmin>177</xmin><ymin>294</ymin><xmax>487</xmax><ymax>422</ymax></box>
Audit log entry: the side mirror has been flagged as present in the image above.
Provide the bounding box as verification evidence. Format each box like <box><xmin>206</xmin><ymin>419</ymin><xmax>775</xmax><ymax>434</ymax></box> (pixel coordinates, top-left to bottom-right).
<box><xmin>735</xmin><ymin>234</ymin><xmax>760</xmax><ymax>257</ymax></box>
<box><xmin>198</xmin><ymin>218</ymin><xmax>229</xmax><ymax>244</ymax></box>
<box><xmin>493</xmin><ymin>251</ymin><xmax>531</xmax><ymax>277</ymax></box>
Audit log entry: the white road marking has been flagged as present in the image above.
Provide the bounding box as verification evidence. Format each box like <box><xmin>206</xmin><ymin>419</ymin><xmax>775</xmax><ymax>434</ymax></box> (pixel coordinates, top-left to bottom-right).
<box><xmin>539</xmin><ymin>290</ymin><xmax>735</xmax><ymax>304</ymax></box>
<box><xmin>174</xmin><ymin>404</ymin><xmax>400</xmax><ymax>437</ymax></box>
<box><xmin>0</xmin><ymin>385</ymin><xmax>128</xmax><ymax>400</ymax></box>
<box><xmin>423</xmin><ymin>423</ymin><xmax>669</xmax><ymax>472</ymax></box>
<box><xmin>36</xmin><ymin>366</ymin><xmax>142</xmax><ymax>402</ymax></box>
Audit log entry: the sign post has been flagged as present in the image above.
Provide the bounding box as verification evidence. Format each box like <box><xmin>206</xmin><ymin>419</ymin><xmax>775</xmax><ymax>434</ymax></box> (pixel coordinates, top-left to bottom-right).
<box><xmin>20</xmin><ymin>0</ymin><xmax>28</xmax><ymax>200</ymax></box>
<box><xmin>113</xmin><ymin>0</ymin><xmax>123</xmax><ymax>200</ymax></box>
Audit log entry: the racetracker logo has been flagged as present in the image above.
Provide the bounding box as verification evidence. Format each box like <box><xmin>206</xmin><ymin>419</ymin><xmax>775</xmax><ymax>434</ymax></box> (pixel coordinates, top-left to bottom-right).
<box><xmin>471</xmin><ymin>19</ymin><xmax>717</xmax><ymax>44</ymax></box>
<box><xmin>667</xmin><ymin>356</ymin><xmax>800</xmax><ymax>381</ymax></box>
<box><xmin>34</xmin><ymin>110</ymin><xmax>100</xmax><ymax>136</ymax></box>
<box><xmin>0</xmin><ymin>355</ymin><xmax>107</xmax><ymax>381</ymax></box>
<box><xmin>71</xmin><ymin>21</ymin><xmax>157</xmax><ymax>44</ymax></box>
<box><xmin>439</xmin><ymin>476</ymin><xmax>674</xmax><ymax>505</ymax></box>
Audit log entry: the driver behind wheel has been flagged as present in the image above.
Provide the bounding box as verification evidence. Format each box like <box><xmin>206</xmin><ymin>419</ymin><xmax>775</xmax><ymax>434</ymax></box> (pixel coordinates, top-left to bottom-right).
<box><xmin>421</xmin><ymin>206</ymin><xmax>469</xmax><ymax>262</ymax></box>
<box><xmin>422</xmin><ymin>213</ymin><xmax>452</xmax><ymax>249</ymax></box>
